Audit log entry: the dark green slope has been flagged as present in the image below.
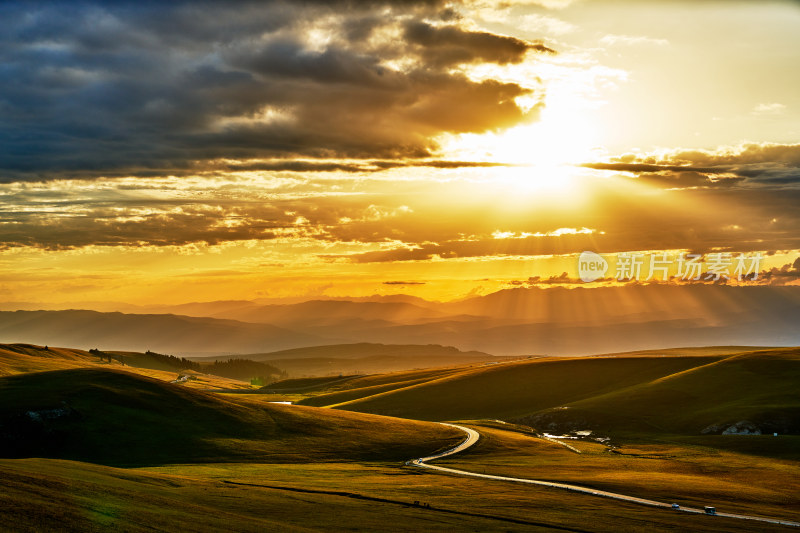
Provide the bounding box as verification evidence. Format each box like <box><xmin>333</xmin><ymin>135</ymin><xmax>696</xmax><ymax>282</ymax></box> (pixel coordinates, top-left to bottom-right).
<box><xmin>0</xmin><ymin>369</ymin><xmax>460</xmax><ymax>466</ymax></box>
<box><xmin>520</xmin><ymin>348</ymin><xmax>800</xmax><ymax>436</ymax></box>
<box><xmin>330</xmin><ymin>355</ymin><xmax>724</xmax><ymax>421</ymax></box>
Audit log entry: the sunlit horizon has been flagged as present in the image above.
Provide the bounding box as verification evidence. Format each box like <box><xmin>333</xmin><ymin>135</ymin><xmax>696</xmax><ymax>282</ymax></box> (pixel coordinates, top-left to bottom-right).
<box><xmin>0</xmin><ymin>0</ymin><xmax>798</xmax><ymax>306</ymax></box>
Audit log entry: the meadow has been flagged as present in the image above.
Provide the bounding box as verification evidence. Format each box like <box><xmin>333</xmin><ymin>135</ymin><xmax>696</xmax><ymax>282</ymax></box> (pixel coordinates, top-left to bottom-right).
<box><xmin>0</xmin><ymin>343</ymin><xmax>798</xmax><ymax>531</ymax></box>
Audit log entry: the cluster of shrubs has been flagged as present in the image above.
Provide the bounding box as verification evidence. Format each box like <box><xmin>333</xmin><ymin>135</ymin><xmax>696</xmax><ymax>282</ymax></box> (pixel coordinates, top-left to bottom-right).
<box><xmin>143</xmin><ymin>350</ymin><xmax>201</xmax><ymax>371</ymax></box>
<box><xmin>87</xmin><ymin>348</ymin><xmax>287</xmax><ymax>384</ymax></box>
<box><xmin>89</xmin><ymin>348</ymin><xmax>120</xmax><ymax>364</ymax></box>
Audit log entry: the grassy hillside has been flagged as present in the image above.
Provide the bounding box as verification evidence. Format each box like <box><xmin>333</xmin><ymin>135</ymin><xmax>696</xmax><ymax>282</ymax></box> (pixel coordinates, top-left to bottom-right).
<box><xmin>0</xmin><ymin>368</ymin><xmax>462</xmax><ymax>466</ymax></box>
<box><xmin>261</xmin><ymin>375</ymin><xmax>364</xmax><ymax>392</ymax></box>
<box><xmin>0</xmin><ymin>344</ymin><xmax>253</xmax><ymax>390</ymax></box>
<box><xmin>4</xmin><ymin>457</ymin><xmax>779</xmax><ymax>533</ymax></box>
<box><xmin>438</xmin><ymin>423</ymin><xmax>800</xmax><ymax>523</ymax></box>
<box><xmin>325</xmin><ymin>355</ymin><xmax>725</xmax><ymax>421</ymax></box>
<box><xmin>1</xmin><ymin>347</ymin><xmax>797</xmax><ymax>531</ymax></box>
<box><xmin>297</xmin><ymin>366</ymin><xmax>474</xmax><ymax>407</ymax></box>
<box><xmin>593</xmin><ymin>346</ymin><xmax>775</xmax><ymax>357</ymax></box>
<box><xmin>0</xmin><ymin>344</ymin><xmax>103</xmax><ymax>375</ymax></box>
<box><xmin>319</xmin><ymin>347</ymin><xmax>800</xmax><ymax>439</ymax></box>
<box><xmin>203</xmin><ymin>343</ymin><xmax>500</xmax><ymax>377</ymax></box>
<box><xmin>257</xmin><ymin>367</ymin><xmax>472</xmax><ymax>405</ymax></box>
<box><xmin>518</xmin><ymin>348</ymin><xmax>800</xmax><ymax>436</ymax></box>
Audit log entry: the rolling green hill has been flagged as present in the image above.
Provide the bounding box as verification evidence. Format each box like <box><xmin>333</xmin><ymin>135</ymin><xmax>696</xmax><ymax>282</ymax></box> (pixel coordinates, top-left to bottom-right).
<box><xmin>297</xmin><ymin>366</ymin><xmax>476</xmax><ymax>407</ymax></box>
<box><xmin>209</xmin><ymin>342</ymin><xmax>501</xmax><ymax>377</ymax></box>
<box><xmin>518</xmin><ymin>348</ymin><xmax>800</xmax><ymax>436</ymax></box>
<box><xmin>0</xmin><ymin>343</ymin><xmax>254</xmax><ymax>390</ymax></box>
<box><xmin>316</xmin><ymin>347</ymin><xmax>800</xmax><ymax>439</ymax></box>
<box><xmin>0</xmin><ymin>368</ymin><xmax>462</xmax><ymax>466</ymax></box>
<box><xmin>321</xmin><ymin>355</ymin><xmax>726</xmax><ymax>421</ymax></box>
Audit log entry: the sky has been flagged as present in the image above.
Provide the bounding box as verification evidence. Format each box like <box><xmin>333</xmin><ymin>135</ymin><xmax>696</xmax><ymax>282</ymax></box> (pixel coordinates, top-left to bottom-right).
<box><xmin>1</xmin><ymin>0</ymin><xmax>799</xmax><ymax>305</ymax></box>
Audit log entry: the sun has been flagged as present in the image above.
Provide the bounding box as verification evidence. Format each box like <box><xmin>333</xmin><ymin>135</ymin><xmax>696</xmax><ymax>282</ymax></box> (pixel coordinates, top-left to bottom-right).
<box><xmin>440</xmin><ymin>87</ymin><xmax>601</xmax><ymax>196</ymax></box>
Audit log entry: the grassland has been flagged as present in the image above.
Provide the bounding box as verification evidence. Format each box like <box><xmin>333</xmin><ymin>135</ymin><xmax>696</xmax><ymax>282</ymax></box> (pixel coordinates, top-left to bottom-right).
<box><xmin>315</xmin><ymin>355</ymin><xmax>728</xmax><ymax>420</ymax></box>
<box><xmin>2</xmin><ymin>456</ymin><xmax>791</xmax><ymax>533</ymax></box>
<box><xmin>514</xmin><ymin>348</ymin><xmax>800</xmax><ymax>437</ymax></box>
<box><xmin>436</xmin><ymin>423</ymin><xmax>800</xmax><ymax>524</ymax></box>
<box><xmin>295</xmin><ymin>366</ymin><xmax>471</xmax><ymax>407</ymax></box>
<box><xmin>0</xmin><ymin>368</ymin><xmax>462</xmax><ymax>466</ymax></box>
<box><xmin>299</xmin><ymin>348</ymin><xmax>800</xmax><ymax>445</ymax></box>
<box><xmin>1</xmin><ymin>345</ymin><xmax>798</xmax><ymax>531</ymax></box>
<box><xmin>0</xmin><ymin>343</ymin><xmax>253</xmax><ymax>390</ymax></box>
<box><xmin>215</xmin><ymin>342</ymin><xmax>503</xmax><ymax>377</ymax></box>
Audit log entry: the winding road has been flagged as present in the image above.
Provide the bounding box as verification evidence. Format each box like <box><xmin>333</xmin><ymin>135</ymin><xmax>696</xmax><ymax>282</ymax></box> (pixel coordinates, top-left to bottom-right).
<box><xmin>408</xmin><ymin>424</ymin><xmax>800</xmax><ymax>529</ymax></box>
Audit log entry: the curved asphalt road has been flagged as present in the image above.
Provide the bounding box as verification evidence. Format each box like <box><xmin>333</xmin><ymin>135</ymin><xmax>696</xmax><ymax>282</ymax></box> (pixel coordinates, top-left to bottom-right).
<box><xmin>408</xmin><ymin>424</ymin><xmax>800</xmax><ymax>529</ymax></box>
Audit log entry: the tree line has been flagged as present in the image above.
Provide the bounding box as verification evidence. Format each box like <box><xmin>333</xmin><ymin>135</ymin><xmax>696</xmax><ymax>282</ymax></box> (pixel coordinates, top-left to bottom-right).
<box><xmin>87</xmin><ymin>348</ymin><xmax>287</xmax><ymax>384</ymax></box>
<box><xmin>206</xmin><ymin>358</ymin><xmax>286</xmax><ymax>383</ymax></box>
<box><xmin>89</xmin><ymin>348</ymin><xmax>201</xmax><ymax>371</ymax></box>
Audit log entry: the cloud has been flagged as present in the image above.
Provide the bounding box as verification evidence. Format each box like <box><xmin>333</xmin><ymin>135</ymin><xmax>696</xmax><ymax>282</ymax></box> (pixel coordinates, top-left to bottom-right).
<box><xmin>759</xmin><ymin>258</ymin><xmax>800</xmax><ymax>285</ymax></box>
<box><xmin>583</xmin><ymin>142</ymin><xmax>800</xmax><ymax>189</ymax></box>
<box><xmin>510</xmin><ymin>272</ymin><xmax>577</xmax><ymax>286</ymax></box>
<box><xmin>4</xmin><ymin>168</ymin><xmax>799</xmax><ymax>258</ymax></box>
<box><xmin>518</xmin><ymin>14</ymin><xmax>576</xmax><ymax>35</ymax></box>
<box><xmin>752</xmin><ymin>102</ymin><xmax>787</xmax><ymax>115</ymax></box>
<box><xmin>204</xmin><ymin>158</ymin><xmax>514</xmax><ymax>174</ymax></box>
<box><xmin>508</xmin><ymin>258</ymin><xmax>800</xmax><ymax>288</ymax></box>
<box><xmin>329</xmin><ymin>231</ymin><xmax>604</xmax><ymax>263</ymax></box>
<box><xmin>0</xmin><ymin>1</ymin><xmax>555</xmax><ymax>181</ymax></box>
<box><xmin>474</xmin><ymin>0</ymin><xmax>576</xmax><ymax>10</ymax></box>
<box><xmin>599</xmin><ymin>34</ymin><xmax>669</xmax><ymax>47</ymax></box>
<box><xmin>403</xmin><ymin>20</ymin><xmax>555</xmax><ymax>67</ymax></box>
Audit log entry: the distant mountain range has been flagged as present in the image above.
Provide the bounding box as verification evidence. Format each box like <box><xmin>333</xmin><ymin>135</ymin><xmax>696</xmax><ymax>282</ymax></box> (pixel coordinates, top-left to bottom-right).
<box><xmin>0</xmin><ymin>310</ymin><xmax>321</xmax><ymax>356</ymax></box>
<box><xmin>1</xmin><ymin>285</ymin><xmax>799</xmax><ymax>356</ymax></box>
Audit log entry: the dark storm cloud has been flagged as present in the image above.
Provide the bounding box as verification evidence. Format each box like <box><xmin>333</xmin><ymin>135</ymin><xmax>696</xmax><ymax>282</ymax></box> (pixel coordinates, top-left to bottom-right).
<box><xmin>403</xmin><ymin>20</ymin><xmax>555</xmax><ymax>67</ymax></box>
<box><xmin>583</xmin><ymin>143</ymin><xmax>800</xmax><ymax>189</ymax></box>
<box><xmin>0</xmin><ymin>1</ymin><xmax>554</xmax><ymax>181</ymax></box>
